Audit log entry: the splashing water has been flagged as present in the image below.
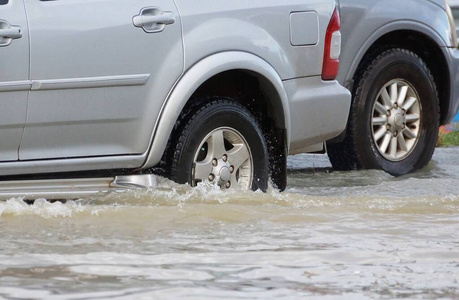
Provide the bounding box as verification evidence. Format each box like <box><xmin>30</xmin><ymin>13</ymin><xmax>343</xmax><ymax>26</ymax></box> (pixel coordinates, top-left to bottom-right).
<box><xmin>0</xmin><ymin>148</ymin><xmax>458</xmax><ymax>299</ymax></box>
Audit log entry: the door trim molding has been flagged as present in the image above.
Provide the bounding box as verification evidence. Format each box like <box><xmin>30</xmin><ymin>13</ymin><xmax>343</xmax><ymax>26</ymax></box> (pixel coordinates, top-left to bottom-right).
<box><xmin>31</xmin><ymin>74</ymin><xmax>151</xmax><ymax>90</ymax></box>
<box><xmin>0</xmin><ymin>81</ymin><xmax>32</xmax><ymax>92</ymax></box>
<box><xmin>0</xmin><ymin>74</ymin><xmax>150</xmax><ymax>92</ymax></box>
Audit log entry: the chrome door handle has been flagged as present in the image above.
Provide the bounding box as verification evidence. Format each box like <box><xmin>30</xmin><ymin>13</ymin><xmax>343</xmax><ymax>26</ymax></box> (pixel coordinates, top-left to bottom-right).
<box><xmin>0</xmin><ymin>27</ymin><xmax>22</xmax><ymax>39</ymax></box>
<box><xmin>0</xmin><ymin>20</ymin><xmax>22</xmax><ymax>47</ymax></box>
<box><xmin>133</xmin><ymin>7</ymin><xmax>175</xmax><ymax>33</ymax></box>
<box><xmin>133</xmin><ymin>14</ymin><xmax>175</xmax><ymax>26</ymax></box>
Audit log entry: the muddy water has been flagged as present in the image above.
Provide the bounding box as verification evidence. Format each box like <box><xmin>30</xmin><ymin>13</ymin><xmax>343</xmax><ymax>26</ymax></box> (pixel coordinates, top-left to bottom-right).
<box><xmin>0</xmin><ymin>148</ymin><xmax>459</xmax><ymax>299</ymax></box>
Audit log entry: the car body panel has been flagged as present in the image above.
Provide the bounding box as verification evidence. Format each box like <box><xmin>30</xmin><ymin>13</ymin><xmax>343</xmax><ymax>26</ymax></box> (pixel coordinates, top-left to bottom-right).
<box><xmin>0</xmin><ymin>154</ymin><xmax>143</xmax><ymax>177</ymax></box>
<box><xmin>447</xmin><ymin>1</ymin><xmax>459</xmax><ymax>123</ymax></box>
<box><xmin>19</xmin><ymin>0</ymin><xmax>184</xmax><ymax>160</ymax></box>
<box><xmin>450</xmin><ymin>0</ymin><xmax>459</xmax><ymax>37</ymax></box>
<box><xmin>173</xmin><ymin>0</ymin><xmax>335</xmax><ymax>80</ymax></box>
<box><xmin>0</xmin><ymin>0</ymin><xmax>29</xmax><ymax>162</ymax></box>
<box><xmin>429</xmin><ymin>0</ymin><xmax>448</xmax><ymax>9</ymax></box>
<box><xmin>284</xmin><ymin>77</ymin><xmax>351</xmax><ymax>154</ymax></box>
<box><xmin>445</xmin><ymin>47</ymin><xmax>459</xmax><ymax>123</ymax></box>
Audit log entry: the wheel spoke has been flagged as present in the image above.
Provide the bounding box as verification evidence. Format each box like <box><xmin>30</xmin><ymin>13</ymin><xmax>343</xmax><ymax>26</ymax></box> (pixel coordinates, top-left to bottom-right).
<box><xmin>375</xmin><ymin>102</ymin><xmax>387</xmax><ymax>115</ymax></box>
<box><xmin>404</xmin><ymin>128</ymin><xmax>417</xmax><ymax>139</ymax></box>
<box><xmin>380</xmin><ymin>89</ymin><xmax>392</xmax><ymax>108</ymax></box>
<box><xmin>208</xmin><ymin>130</ymin><xmax>226</xmax><ymax>158</ymax></box>
<box><xmin>373</xmin><ymin>116</ymin><xmax>387</xmax><ymax>126</ymax></box>
<box><xmin>390</xmin><ymin>83</ymin><xmax>398</xmax><ymax>104</ymax></box>
<box><xmin>380</xmin><ymin>133</ymin><xmax>391</xmax><ymax>154</ymax></box>
<box><xmin>397</xmin><ymin>133</ymin><xmax>408</xmax><ymax>152</ymax></box>
<box><xmin>397</xmin><ymin>85</ymin><xmax>409</xmax><ymax>106</ymax></box>
<box><xmin>194</xmin><ymin>161</ymin><xmax>213</xmax><ymax>182</ymax></box>
<box><xmin>390</xmin><ymin>136</ymin><xmax>398</xmax><ymax>158</ymax></box>
<box><xmin>402</xmin><ymin>97</ymin><xmax>417</xmax><ymax>111</ymax></box>
<box><xmin>405</xmin><ymin>114</ymin><xmax>420</xmax><ymax>123</ymax></box>
<box><xmin>227</xmin><ymin>143</ymin><xmax>250</xmax><ymax>171</ymax></box>
<box><xmin>374</xmin><ymin>127</ymin><xmax>387</xmax><ymax>142</ymax></box>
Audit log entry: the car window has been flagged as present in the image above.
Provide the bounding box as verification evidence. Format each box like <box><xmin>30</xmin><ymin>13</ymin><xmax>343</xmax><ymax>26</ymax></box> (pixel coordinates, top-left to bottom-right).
<box><xmin>0</xmin><ymin>0</ymin><xmax>8</xmax><ymax>5</ymax></box>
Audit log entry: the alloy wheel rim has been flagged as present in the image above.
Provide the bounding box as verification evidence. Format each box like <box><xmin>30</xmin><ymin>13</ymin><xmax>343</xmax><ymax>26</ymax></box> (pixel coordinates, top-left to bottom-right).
<box><xmin>371</xmin><ymin>79</ymin><xmax>422</xmax><ymax>161</ymax></box>
<box><xmin>192</xmin><ymin>127</ymin><xmax>253</xmax><ymax>189</ymax></box>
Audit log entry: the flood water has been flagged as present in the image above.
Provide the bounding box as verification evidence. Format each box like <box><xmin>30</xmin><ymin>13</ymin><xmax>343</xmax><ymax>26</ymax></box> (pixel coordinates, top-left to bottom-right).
<box><xmin>0</xmin><ymin>148</ymin><xmax>458</xmax><ymax>299</ymax></box>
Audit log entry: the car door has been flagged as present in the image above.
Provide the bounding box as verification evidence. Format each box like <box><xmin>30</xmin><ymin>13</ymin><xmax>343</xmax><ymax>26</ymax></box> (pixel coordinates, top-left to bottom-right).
<box><xmin>19</xmin><ymin>0</ymin><xmax>183</xmax><ymax>161</ymax></box>
<box><xmin>0</xmin><ymin>0</ymin><xmax>29</xmax><ymax>161</ymax></box>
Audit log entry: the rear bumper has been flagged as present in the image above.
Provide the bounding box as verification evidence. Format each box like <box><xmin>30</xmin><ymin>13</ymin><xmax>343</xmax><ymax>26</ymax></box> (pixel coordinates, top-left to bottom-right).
<box><xmin>283</xmin><ymin>76</ymin><xmax>351</xmax><ymax>155</ymax></box>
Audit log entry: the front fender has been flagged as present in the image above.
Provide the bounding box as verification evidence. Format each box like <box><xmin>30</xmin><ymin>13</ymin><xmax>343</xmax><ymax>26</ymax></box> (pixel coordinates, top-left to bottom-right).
<box><xmin>341</xmin><ymin>20</ymin><xmax>451</xmax><ymax>85</ymax></box>
<box><xmin>339</xmin><ymin>0</ymin><xmax>453</xmax><ymax>85</ymax></box>
<box><xmin>141</xmin><ymin>51</ymin><xmax>291</xmax><ymax>169</ymax></box>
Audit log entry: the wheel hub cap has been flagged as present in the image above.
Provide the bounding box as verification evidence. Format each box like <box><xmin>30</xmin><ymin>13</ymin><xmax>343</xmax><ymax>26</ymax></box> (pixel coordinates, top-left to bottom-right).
<box><xmin>192</xmin><ymin>127</ymin><xmax>253</xmax><ymax>190</ymax></box>
<box><xmin>214</xmin><ymin>160</ymin><xmax>231</xmax><ymax>184</ymax></box>
<box><xmin>388</xmin><ymin>107</ymin><xmax>406</xmax><ymax>132</ymax></box>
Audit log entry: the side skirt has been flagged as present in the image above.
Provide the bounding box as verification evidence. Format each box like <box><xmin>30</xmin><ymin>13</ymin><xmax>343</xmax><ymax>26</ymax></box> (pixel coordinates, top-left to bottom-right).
<box><xmin>0</xmin><ymin>174</ymin><xmax>156</xmax><ymax>200</ymax></box>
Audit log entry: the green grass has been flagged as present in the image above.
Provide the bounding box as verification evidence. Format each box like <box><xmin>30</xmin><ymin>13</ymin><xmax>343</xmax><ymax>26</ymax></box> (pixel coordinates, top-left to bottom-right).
<box><xmin>438</xmin><ymin>131</ymin><xmax>459</xmax><ymax>147</ymax></box>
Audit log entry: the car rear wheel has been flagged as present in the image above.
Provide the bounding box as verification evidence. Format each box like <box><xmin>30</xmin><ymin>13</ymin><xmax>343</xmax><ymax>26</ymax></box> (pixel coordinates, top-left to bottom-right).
<box><xmin>169</xmin><ymin>98</ymin><xmax>269</xmax><ymax>191</ymax></box>
<box><xmin>327</xmin><ymin>48</ymin><xmax>439</xmax><ymax>176</ymax></box>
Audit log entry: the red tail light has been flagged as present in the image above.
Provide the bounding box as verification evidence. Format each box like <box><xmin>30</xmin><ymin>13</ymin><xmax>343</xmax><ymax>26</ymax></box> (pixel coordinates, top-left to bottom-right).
<box><xmin>322</xmin><ymin>7</ymin><xmax>341</xmax><ymax>81</ymax></box>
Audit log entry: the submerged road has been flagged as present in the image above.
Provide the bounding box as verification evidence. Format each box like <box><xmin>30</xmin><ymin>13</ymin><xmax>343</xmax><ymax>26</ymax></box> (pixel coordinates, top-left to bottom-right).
<box><xmin>0</xmin><ymin>147</ymin><xmax>458</xmax><ymax>299</ymax></box>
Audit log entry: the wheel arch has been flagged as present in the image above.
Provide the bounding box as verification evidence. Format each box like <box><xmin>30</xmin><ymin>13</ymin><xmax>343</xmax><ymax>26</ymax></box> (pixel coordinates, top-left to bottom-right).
<box><xmin>142</xmin><ymin>52</ymin><xmax>290</xmax><ymax>180</ymax></box>
<box><xmin>344</xmin><ymin>23</ymin><xmax>451</xmax><ymax>125</ymax></box>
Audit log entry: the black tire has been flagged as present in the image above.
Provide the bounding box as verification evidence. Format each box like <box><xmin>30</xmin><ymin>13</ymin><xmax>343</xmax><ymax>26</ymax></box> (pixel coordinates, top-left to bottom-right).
<box><xmin>327</xmin><ymin>49</ymin><xmax>439</xmax><ymax>176</ymax></box>
<box><xmin>169</xmin><ymin>98</ymin><xmax>269</xmax><ymax>191</ymax></box>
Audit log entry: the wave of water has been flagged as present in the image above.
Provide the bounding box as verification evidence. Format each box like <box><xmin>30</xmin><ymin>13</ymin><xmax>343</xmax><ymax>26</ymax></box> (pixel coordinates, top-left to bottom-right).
<box><xmin>0</xmin><ymin>174</ymin><xmax>458</xmax><ymax>221</ymax></box>
<box><xmin>0</xmin><ymin>150</ymin><xmax>459</xmax><ymax>299</ymax></box>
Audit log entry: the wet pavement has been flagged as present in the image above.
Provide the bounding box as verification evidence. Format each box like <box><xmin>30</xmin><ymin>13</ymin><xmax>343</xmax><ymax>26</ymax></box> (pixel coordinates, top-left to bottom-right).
<box><xmin>0</xmin><ymin>148</ymin><xmax>458</xmax><ymax>299</ymax></box>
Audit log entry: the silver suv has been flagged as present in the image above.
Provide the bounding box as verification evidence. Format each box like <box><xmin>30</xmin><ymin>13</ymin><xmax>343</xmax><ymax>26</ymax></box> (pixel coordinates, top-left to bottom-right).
<box><xmin>0</xmin><ymin>0</ymin><xmax>350</xmax><ymax>197</ymax></box>
<box><xmin>328</xmin><ymin>0</ymin><xmax>459</xmax><ymax>175</ymax></box>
